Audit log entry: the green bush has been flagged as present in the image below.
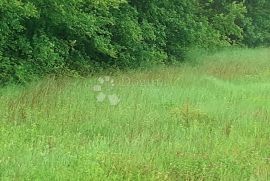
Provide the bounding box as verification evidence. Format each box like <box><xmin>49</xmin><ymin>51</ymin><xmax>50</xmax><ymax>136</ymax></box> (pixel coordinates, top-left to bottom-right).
<box><xmin>0</xmin><ymin>0</ymin><xmax>269</xmax><ymax>85</ymax></box>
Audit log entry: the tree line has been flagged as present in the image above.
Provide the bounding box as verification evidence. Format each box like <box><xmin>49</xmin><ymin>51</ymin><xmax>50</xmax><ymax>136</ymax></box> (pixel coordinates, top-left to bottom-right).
<box><xmin>0</xmin><ymin>0</ymin><xmax>269</xmax><ymax>85</ymax></box>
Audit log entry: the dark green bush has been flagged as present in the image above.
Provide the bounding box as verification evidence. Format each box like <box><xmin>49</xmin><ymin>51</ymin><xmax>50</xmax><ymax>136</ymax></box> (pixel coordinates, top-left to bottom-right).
<box><xmin>0</xmin><ymin>0</ymin><xmax>269</xmax><ymax>85</ymax></box>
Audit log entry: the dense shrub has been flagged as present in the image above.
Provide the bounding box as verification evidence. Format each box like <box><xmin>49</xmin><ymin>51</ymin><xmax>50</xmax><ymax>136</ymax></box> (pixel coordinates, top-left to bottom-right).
<box><xmin>0</xmin><ymin>0</ymin><xmax>269</xmax><ymax>85</ymax></box>
<box><xmin>243</xmin><ymin>0</ymin><xmax>270</xmax><ymax>46</ymax></box>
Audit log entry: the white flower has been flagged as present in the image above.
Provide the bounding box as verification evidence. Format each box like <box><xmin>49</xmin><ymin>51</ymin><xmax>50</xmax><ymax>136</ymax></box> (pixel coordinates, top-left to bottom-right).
<box><xmin>93</xmin><ymin>85</ymin><xmax>102</xmax><ymax>92</ymax></box>
<box><xmin>104</xmin><ymin>76</ymin><xmax>110</xmax><ymax>81</ymax></box>
<box><xmin>110</xmin><ymin>79</ymin><xmax>114</xmax><ymax>83</ymax></box>
<box><xmin>96</xmin><ymin>92</ymin><xmax>106</xmax><ymax>102</ymax></box>
<box><xmin>108</xmin><ymin>94</ymin><xmax>120</xmax><ymax>106</ymax></box>
<box><xmin>98</xmin><ymin>77</ymin><xmax>104</xmax><ymax>84</ymax></box>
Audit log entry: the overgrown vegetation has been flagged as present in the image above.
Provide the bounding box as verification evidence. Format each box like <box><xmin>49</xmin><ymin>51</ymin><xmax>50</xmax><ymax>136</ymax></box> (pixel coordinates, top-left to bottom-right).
<box><xmin>1</xmin><ymin>48</ymin><xmax>269</xmax><ymax>180</ymax></box>
<box><xmin>1</xmin><ymin>0</ymin><xmax>270</xmax><ymax>85</ymax></box>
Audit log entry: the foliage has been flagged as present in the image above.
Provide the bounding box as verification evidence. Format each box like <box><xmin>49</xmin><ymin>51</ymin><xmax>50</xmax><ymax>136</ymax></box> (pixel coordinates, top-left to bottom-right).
<box><xmin>0</xmin><ymin>0</ymin><xmax>269</xmax><ymax>85</ymax></box>
<box><xmin>244</xmin><ymin>0</ymin><xmax>270</xmax><ymax>46</ymax></box>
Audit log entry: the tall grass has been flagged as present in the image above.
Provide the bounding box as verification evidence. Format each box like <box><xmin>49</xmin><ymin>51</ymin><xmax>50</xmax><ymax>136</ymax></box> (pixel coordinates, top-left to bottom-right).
<box><xmin>0</xmin><ymin>48</ymin><xmax>270</xmax><ymax>180</ymax></box>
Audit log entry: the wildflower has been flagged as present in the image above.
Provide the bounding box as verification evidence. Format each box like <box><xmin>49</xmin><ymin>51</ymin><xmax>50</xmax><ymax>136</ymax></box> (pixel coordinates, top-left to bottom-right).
<box><xmin>93</xmin><ymin>85</ymin><xmax>102</xmax><ymax>92</ymax></box>
<box><xmin>108</xmin><ymin>94</ymin><xmax>120</xmax><ymax>106</ymax></box>
<box><xmin>104</xmin><ymin>76</ymin><xmax>110</xmax><ymax>81</ymax></box>
<box><xmin>98</xmin><ymin>77</ymin><xmax>105</xmax><ymax>84</ymax></box>
<box><xmin>96</xmin><ymin>92</ymin><xmax>106</xmax><ymax>102</ymax></box>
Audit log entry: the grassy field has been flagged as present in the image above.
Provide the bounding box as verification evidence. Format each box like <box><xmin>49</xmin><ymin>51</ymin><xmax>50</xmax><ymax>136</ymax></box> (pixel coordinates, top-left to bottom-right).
<box><xmin>0</xmin><ymin>48</ymin><xmax>270</xmax><ymax>180</ymax></box>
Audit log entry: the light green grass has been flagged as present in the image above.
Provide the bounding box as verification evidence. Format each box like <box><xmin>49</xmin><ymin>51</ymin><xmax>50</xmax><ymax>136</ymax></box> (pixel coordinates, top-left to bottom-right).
<box><xmin>1</xmin><ymin>48</ymin><xmax>270</xmax><ymax>180</ymax></box>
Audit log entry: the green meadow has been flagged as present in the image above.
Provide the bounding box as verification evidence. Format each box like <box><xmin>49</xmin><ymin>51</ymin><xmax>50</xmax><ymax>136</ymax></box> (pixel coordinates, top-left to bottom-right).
<box><xmin>1</xmin><ymin>48</ymin><xmax>270</xmax><ymax>180</ymax></box>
